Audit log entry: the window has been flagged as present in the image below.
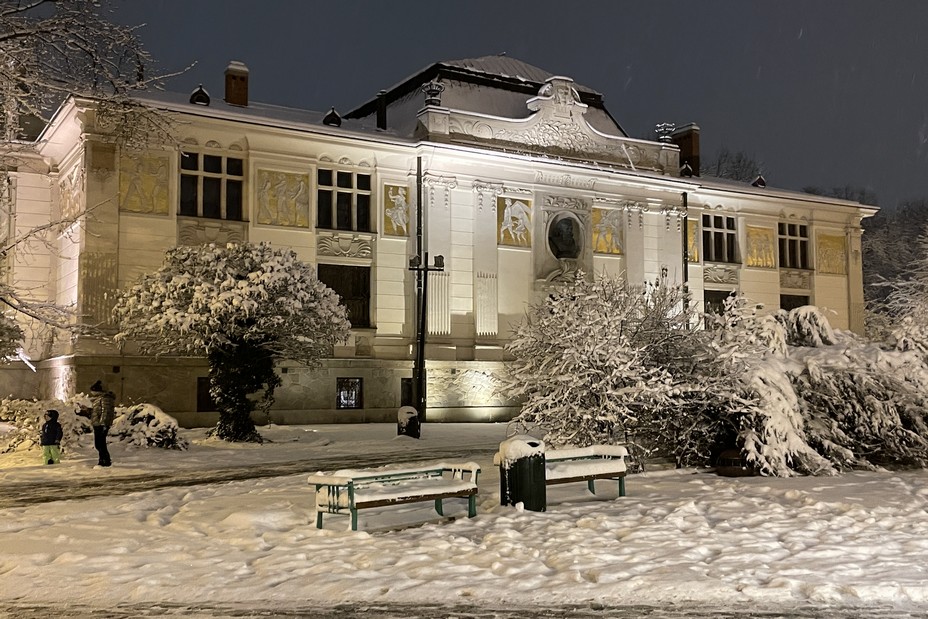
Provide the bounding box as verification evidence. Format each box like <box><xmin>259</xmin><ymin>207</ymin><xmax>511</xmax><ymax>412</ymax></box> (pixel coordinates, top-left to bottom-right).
<box><xmin>702</xmin><ymin>214</ymin><xmax>738</xmax><ymax>263</ymax></box>
<box><xmin>704</xmin><ymin>289</ymin><xmax>734</xmax><ymax>316</ymax></box>
<box><xmin>317</xmin><ymin>168</ymin><xmax>371</xmax><ymax>231</ymax></box>
<box><xmin>318</xmin><ymin>264</ymin><xmax>371</xmax><ymax>328</ymax></box>
<box><xmin>778</xmin><ymin>222</ymin><xmax>810</xmax><ymax>269</ymax></box>
<box><xmin>780</xmin><ymin>294</ymin><xmax>810</xmax><ymax>311</ymax></box>
<box><xmin>336</xmin><ymin>377</ymin><xmax>363</xmax><ymax>409</ymax></box>
<box><xmin>179</xmin><ymin>151</ymin><xmax>244</xmax><ymax>220</ymax></box>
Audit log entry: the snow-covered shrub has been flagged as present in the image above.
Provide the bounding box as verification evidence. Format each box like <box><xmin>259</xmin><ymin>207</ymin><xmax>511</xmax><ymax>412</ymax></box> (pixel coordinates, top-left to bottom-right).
<box><xmin>110</xmin><ymin>403</ymin><xmax>189</xmax><ymax>450</ymax></box>
<box><xmin>738</xmin><ymin>309</ymin><xmax>928</xmax><ymax>476</ymax></box>
<box><xmin>0</xmin><ymin>395</ymin><xmax>92</xmax><ymax>453</ymax></box>
<box><xmin>505</xmin><ymin>273</ymin><xmax>756</xmax><ymax>464</ymax></box>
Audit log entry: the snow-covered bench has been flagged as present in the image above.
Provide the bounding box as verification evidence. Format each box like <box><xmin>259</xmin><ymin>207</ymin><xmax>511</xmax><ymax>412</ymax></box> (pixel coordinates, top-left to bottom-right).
<box><xmin>308</xmin><ymin>462</ymin><xmax>481</xmax><ymax>531</ymax></box>
<box><xmin>545</xmin><ymin>445</ymin><xmax>629</xmax><ymax>497</ymax></box>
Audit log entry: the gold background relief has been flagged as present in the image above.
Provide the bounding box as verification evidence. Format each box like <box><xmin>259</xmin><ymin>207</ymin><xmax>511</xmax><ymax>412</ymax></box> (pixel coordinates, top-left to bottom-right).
<box><xmin>119</xmin><ymin>154</ymin><xmax>170</xmax><ymax>215</ymax></box>
<box><xmin>687</xmin><ymin>219</ymin><xmax>699</xmax><ymax>262</ymax></box>
<box><xmin>745</xmin><ymin>225</ymin><xmax>776</xmax><ymax>268</ymax></box>
<box><xmin>497</xmin><ymin>196</ymin><xmax>532</xmax><ymax>247</ymax></box>
<box><xmin>592</xmin><ymin>208</ymin><xmax>623</xmax><ymax>254</ymax></box>
<box><xmin>383</xmin><ymin>184</ymin><xmax>410</xmax><ymax>236</ymax></box>
<box><xmin>817</xmin><ymin>233</ymin><xmax>847</xmax><ymax>274</ymax></box>
<box><xmin>256</xmin><ymin>170</ymin><xmax>310</xmax><ymax>228</ymax></box>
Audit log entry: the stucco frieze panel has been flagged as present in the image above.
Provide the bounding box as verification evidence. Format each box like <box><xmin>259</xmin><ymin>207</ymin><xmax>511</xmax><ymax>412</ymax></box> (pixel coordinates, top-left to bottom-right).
<box><xmin>745</xmin><ymin>225</ymin><xmax>776</xmax><ymax>268</ymax></box>
<box><xmin>119</xmin><ymin>154</ymin><xmax>170</xmax><ymax>215</ymax></box>
<box><xmin>255</xmin><ymin>170</ymin><xmax>310</xmax><ymax>228</ymax></box>
<box><xmin>496</xmin><ymin>196</ymin><xmax>532</xmax><ymax>247</ymax></box>
<box><xmin>816</xmin><ymin>233</ymin><xmax>847</xmax><ymax>275</ymax></box>
<box><xmin>383</xmin><ymin>183</ymin><xmax>410</xmax><ymax>236</ymax></box>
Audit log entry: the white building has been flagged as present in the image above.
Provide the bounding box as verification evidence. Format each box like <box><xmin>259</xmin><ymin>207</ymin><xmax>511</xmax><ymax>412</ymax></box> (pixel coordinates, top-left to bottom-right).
<box><xmin>6</xmin><ymin>56</ymin><xmax>876</xmax><ymax>425</ymax></box>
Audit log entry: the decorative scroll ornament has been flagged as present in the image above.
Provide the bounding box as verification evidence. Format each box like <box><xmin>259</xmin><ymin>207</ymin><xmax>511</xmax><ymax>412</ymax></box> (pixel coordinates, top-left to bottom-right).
<box><xmin>317</xmin><ymin>234</ymin><xmax>373</xmax><ymax>258</ymax></box>
<box><xmin>780</xmin><ymin>269</ymin><xmax>811</xmax><ymax>290</ymax></box>
<box><xmin>704</xmin><ymin>264</ymin><xmax>739</xmax><ymax>285</ymax></box>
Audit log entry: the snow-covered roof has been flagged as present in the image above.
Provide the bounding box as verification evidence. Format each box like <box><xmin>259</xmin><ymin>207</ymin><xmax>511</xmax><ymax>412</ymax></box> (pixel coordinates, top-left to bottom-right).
<box><xmin>345</xmin><ymin>55</ymin><xmax>625</xmax><ymax>138</ymax></box>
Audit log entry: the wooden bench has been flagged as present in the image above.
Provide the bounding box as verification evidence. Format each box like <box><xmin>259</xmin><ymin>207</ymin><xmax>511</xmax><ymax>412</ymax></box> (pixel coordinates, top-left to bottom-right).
<box><xmin>308</xmin><ymin>462</ymin><xmax>481</xmax><ymax>531</ymax></box>
<box><xmin>492</xmin><ymin>444</ymin><xmax>630</xmax><ymax>501</ymax></box>
<box><xmin>545</xmin><ymin>445</ymin><xmax>629</xmax><ymax>497</ymax></box>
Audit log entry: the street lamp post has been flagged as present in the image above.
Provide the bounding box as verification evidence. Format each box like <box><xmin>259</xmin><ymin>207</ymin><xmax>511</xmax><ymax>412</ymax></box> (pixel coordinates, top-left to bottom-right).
<box><xmin>406</xmin><ymin>156</ymin><xmax>444</xmax><ymax>437</ymax></box>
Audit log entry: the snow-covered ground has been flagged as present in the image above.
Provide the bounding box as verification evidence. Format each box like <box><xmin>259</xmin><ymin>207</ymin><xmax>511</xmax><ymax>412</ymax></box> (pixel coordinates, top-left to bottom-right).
<box><xmin>1</xmin><ymin>422</ymin><xmax>927</xmax><ymax>617</ymax></box>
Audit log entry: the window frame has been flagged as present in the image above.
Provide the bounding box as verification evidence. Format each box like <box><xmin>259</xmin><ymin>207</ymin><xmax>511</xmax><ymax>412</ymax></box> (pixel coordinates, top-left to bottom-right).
<box><xmin>179</xmin><ymin>149</ymin><xmax>246</xmax><ymax>221</ymax></box>
<box><xmin>317</xmin><ymin>263</ymin><xmax>372</xmax><ymax>329</ymax></box>
<box><xmin>701</xmin><ymin>213</ymin><xmax>739</xmax><ymax>264</ymax></box>
<box><xmin>336</xmin><ymin>377</ymin><xmax>363</xmax><ymax>410</ymax></box>
<box><xmin>777</xmin><ymin>222</ymin><xmax>810</xmax><ymax>270</ymax></box>
<box><xmin>316</xmin><ymin>166</ymin><xmax>372</xmax><ymax>232</ymax></box>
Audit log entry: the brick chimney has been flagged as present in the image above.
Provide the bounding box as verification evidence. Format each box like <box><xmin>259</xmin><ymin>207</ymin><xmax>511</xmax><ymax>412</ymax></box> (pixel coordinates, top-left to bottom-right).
<box><xmin>671</xmin><ymin>123</ymin><xmax>700</xmax><ymax>177</ymax></box>
<box><xmin>224</xmin><ymin>61</ymin><xmax>249</xmax><ymax>106</ymax></box>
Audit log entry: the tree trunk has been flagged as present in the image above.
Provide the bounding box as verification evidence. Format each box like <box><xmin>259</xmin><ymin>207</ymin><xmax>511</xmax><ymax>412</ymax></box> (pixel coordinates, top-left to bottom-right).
<box><xmin>208</xmin><ymin>342</ymin><xmax>280</xmax><ymax>442</ymax></box>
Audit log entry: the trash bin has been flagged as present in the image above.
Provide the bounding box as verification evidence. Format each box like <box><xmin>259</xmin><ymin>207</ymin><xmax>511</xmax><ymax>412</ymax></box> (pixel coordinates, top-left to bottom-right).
<box><xmin>497</xmin><ymin>435</ymin><xmax>546</xmax><ymax>512</ymax></box>
<box><xmin>397</xmin><ymin>406</ymin><xmax>420</xmax><ymax>439</ymax></box>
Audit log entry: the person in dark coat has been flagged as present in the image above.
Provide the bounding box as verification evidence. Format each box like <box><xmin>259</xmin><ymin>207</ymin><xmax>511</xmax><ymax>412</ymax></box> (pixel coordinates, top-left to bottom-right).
<box><xmin>89</xmin><ymin>380</ymin><xmax>116</xmax><ymax>467</ymax></box>
<box><xmin>40</xmin><ymin>409</ymin><xmax>64</xmax><ymax>465</ymax></box>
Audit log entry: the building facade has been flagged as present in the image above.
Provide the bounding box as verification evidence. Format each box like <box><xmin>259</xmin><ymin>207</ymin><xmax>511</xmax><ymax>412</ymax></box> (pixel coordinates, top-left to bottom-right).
<box><xmin>6</xmin><ymin>56</ymin><xmax>876</xmax><ymax>425</ymax></box>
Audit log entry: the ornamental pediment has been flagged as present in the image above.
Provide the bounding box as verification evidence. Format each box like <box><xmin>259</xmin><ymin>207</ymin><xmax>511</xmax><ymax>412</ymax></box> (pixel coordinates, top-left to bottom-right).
<box><xmin>441</xmin><ymin>77</ymin><xmax>674</xmax><ymax>173</ymax></box>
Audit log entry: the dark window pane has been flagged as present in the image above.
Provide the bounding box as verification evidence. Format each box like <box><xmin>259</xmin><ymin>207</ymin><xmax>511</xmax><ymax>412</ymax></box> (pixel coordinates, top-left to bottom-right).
<box><xmin>778</xmin><ymin>223</ymin><xmax>785</xmax><ymax>235</ymax></box>
<box><xmin>336</xmin><ymin>377</ymin><xmax>363</xmax><ymax>409</ymax></box>
<box><xmin>726</xmin><ymin>217</ymin><xmax>735</xmax><ymax>230</ymax></box>
<box><xmin>778</xmin><ymin>238</ymin><xmax>787</xmax><ymax>266</ymax></box>
<box><xmin>318</xmin><ymin>169</ymin><xmax>332</xmax><ymax>186</ymax></box>
<box><xmin>336</xmin><ymin>192</ymin><xmax>352</xmax><ymax>230</ymax></box>
<box><xmin>181</xmin><ymin>152</ymin><xmax>199</xmax><ymax>171</ymax></box>
<box><xmin>800</xmin><ymin>243</ymin><xmax>809</xmax><ymax>269</ymax></box>
<box><xmin>780</xmin><ymin>294</ymin><xmax>810</xmax><ymax>311</ymax></box>
<box><xmin>714</xmin><ymin>233</ymin><xmax>723</xmax><ymax>262</ymax></box>
<box><xmin>356</xmin><ymin>194</ymin><xmax>371</xmax><ymax>232</ymax></box>
<box><xmin>714</xmin><ymin>215</ymin><xmax>723</xmax><ymax>229</ymax></box>
<box><xmin>180</xmin><ymin>175</ymin><xmax>198</xmax><ymax>215</ymax></box>
<box><xmin>226</xmin><ymin>158</ymin><xmax>243</xmax><ymax>176</ymax></box>
<box><xmin>202</xmin><ymin>177</ymin><xmax>221</xmax><ymax>218</ymax></box>
<box><xmin>318</xmin><ymin>264</ymin><xmax>371</xmax><ymax>329</ymax></box>
<box><xmin>726</xmin><ymin>232</ymin><xmax>736</xmax><ymax>262</ymax></box>
<box><xmin>226</xmin><ymin>180</ymin><xmax>243</xmax><ymax>220</ymax></box>
<box><xmin>357</xmin><ymin>174</ymin><xmax>371</xmax><ymax>191</ymax></box>
<box><xmin>702</xmin><ymin>231</ymin><xmax>712</xmax><ymax>261</ymax></box>
<box><xmin>203</xmin><ymin>155</ymin><xmax>222</xmax><ymax>173</ymax></box>
<box><xmin>317</xmin><ymin>190</ymin><xmax>333</xmax><ymax>228</ymax></box>
<box><xmin>788</xmin><ymin>224</ymin><xmax>797</xmax><ymax>236</ymax></box>
<box><xmin>337</xmin><ymin>171</ymin><xmax>352</xmax><ymax>189</ymax></box>
<box><xmin>799</xmin><ymin>225</ymin><xmax>807</xmax><ymax>238</ymax></box>
<box><xmin>702</xmin><ymin>214</ymin><xmax>710</xmax><ymax>227</ymax></box>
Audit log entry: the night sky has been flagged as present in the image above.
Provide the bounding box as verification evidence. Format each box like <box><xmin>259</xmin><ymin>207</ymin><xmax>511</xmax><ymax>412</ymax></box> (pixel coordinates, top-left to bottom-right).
<box><xmin>113</xmin><ymin>0</ymin><xmax>928</xmax><ymax>211</ymax></box>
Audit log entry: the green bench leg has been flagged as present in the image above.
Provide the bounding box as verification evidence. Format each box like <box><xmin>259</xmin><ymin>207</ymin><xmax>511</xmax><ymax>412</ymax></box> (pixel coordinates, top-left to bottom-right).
<box><xmin>315</xmin><ymin>510</ymin><xmax>324</xmax><ymax>529</ymax></box>
<box><xmin>351</xmin><ymin>508</ymin><xmax>358</xmax><ymax>531</ymax></box>
<box><xmin>467</xmin><ymin>494</ymin><xmax>477</xmax><ymax>518</ymax></box>
<box><xmin>619</xmin><ymin>477</ymin><xmax>626</xmax><ymax>497</ymax></box>
<box><xmin>587</xmin><ymin>479</ymin><xmax>596</xmax><ymax>494</ymax></box>
<box><xmin>435</xmin><ymin>498</ymin><xmax>444</xmax><ymax>516</ymax></box>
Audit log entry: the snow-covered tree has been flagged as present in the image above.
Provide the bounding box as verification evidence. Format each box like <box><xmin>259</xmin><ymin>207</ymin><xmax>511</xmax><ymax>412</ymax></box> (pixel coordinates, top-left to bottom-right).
<box><xmin>112</xmin><ymin>243</ymin><xmax>351</xmax><ymax>442</ymax></box>
<box><xmin>0</xmin><ymin>0</ymin><xmax>175</xmax><ymax>358</ymax></box>
<box><xmin>700</xmin><ymin>147</ymin><xmax>763</xmax><ymax>182</ymax></box>
<box><xmin>880</xmin><ymin>225</ymin><xmax>928</xmax><ymax>357</ymax></box>
<box><xmin>504</xmin><ymin>273</ymin><xmax>755</xmax><ymax>465</ymax></box>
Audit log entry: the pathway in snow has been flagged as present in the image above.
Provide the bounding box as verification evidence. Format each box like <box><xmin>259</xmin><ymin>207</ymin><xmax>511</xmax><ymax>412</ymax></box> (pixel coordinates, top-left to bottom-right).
<box><xmin>0</xmin><ymin>445</ymin><xmax>500</xmax><ymax>508</ymax></box>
